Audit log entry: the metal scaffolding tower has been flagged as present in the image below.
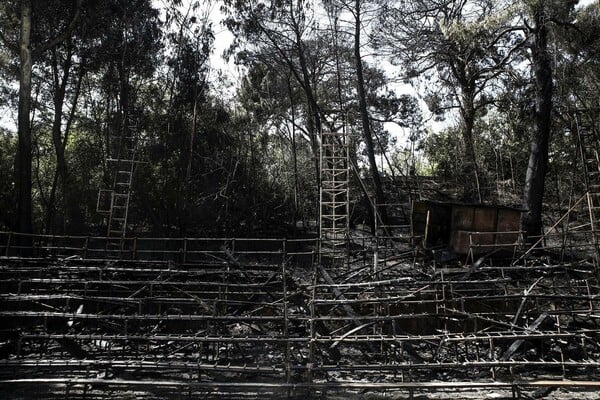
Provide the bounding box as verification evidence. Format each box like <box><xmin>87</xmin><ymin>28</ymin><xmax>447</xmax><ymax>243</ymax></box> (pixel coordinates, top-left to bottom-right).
<box><xmin>97</xmin><ymin>115</ymin><xmax>140</xmax><ymax>243</ymax></box>
<box><xmin>578</xmin><ymin>115</ymin><xmax>600</xmax><ymax>264</ymax></box>
<box><xmin>319</xmin><ymin>130</ymin><xmax>350</xmax><ymax>265</ymax></box>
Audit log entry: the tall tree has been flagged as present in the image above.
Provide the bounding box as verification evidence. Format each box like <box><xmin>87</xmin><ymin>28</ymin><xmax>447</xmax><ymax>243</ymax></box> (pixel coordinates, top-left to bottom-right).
<box><xmin>352</xmin><ymin>0</ymin><xmax>387</xmax><ymax>221</ymax></box>
<box><xmin>521</xmin><ymin>0</ymin><xmax>578</xmax><ymax>238</ymax></box>
<box><xmin>37</xmin><ymin>38</ymin><xmax>85</xmax><ymax>233</ymax></box>
<box><xmin>162</xmin><ymin>0</ymin><xmax>214</xmax><ymax>235</ymax></box>
<box><xmin>375</xmin><ymin>0</ymin><xmax>522</xmax><ymax>202</ymax></box>
<box><xmin>223</xmin><ymin>0</ymin><xmax>323</xmax><ymax>178</ymax></box>
<box><xmin>0</xmin><ymin>0</ymin><xmax>81</xmax><ymax>236</ymax></box>
<box><xmin>16</xmin><ymin>0</ymin><xmax>34</xmax><ymax>236</ymax></box>
<box><xmin>521</xmin><ymin>2</ymin><xmax>553</xmax><ymax>238</ymax></box>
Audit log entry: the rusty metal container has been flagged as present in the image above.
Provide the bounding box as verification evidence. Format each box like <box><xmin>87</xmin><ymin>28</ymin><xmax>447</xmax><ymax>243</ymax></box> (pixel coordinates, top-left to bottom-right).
<box><xmin>412</xmin><ymin>201</ymin><xmax>522</xmax><ymax>255</ymax></box>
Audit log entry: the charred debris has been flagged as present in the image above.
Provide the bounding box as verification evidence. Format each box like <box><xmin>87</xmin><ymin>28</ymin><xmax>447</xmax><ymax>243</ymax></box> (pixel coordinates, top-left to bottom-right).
<box><xmin>1</xmin><ymin>193</ymin><xmax>600</xmax><ymax>399</ymax></box>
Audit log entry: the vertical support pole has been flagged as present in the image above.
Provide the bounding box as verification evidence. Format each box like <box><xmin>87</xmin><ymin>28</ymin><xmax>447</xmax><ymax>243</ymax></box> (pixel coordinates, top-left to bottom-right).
<box><xmin>587</xmin><ymin>192</ymin><xmax>600</xmax><ymax>271</ymax></box>
<box><xmin>308</xmin><ymin>266</ymin><xmax>316</xmax><ymax>389</ymax></box>
<box><xmin>5</xmin><ymin>232</ymin><xmax>12</xmax><ymax>257</ymax></box>
<box><xmin>32</xmin><ymin>233</ymin><xmax>38</xmax><ymax>257</ymax></box>
<box><xmin>133</xmin><ymin>237</ymin><xmax>137</xmax><ymax>260</ymax></box>
<box><xmin>345</xmin><ymin>127</ymin><xmax>350</xmax><ymax>266</ymax></box>
<box><xmin>319</xmin><ymin>128</ymin><xmax>325</xmax><ymax>267</ymax></box>
<box><xmin>282</xmin><ymin>238</ymin><xmax>287</xmax><ymax>263</ymax></box>
<box><xmin>83</xmin><ymin>236</ymin><xmax>89</xmax><ymax>260</ymax></box>
<box><xmin>423</xmin><ymin>209</ymin><xmax>430</xmax><ymax>248</ymax></box>
<box><xmin>183</xmin><ymin>238</ymin><xmax>187</xmax><ymax>264</ymax></box>
<box><xmin>466</xmin><ymin>232</ymin><xmax>474</xmax><ymax>267</ymax></box>
<box><xmin>282</xmin><ymin>243</ymin><xmax>291</xmax><ymax>388</ymax></box>
<box><xmin>374</xmin><ymin>198</ymin><xmax>379</xmax><ymax>279</ymax></box>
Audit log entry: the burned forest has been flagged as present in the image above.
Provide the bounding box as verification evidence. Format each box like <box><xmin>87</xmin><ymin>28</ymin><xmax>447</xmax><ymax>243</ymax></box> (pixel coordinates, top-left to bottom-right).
<box><xmin>1</xmin><ymin>0</ymin><xmax>600</xmax><ymax>399</ymax></box>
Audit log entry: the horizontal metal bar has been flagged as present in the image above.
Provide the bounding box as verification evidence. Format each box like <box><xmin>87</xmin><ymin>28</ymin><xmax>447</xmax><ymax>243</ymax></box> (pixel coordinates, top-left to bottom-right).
<box><xmin>17</xmin><ymin>333</ymin><xmax>306</xmax><ymax>343</ymax></box>
<box><xmin>0</xmin><ymin>311</ymin><xmax>297</xmax><ymax>322</ymax></box>
<box><xmin>2</xmin><ymin>377</ymin><xmax>600</xmax><ymax>390</ymax></box>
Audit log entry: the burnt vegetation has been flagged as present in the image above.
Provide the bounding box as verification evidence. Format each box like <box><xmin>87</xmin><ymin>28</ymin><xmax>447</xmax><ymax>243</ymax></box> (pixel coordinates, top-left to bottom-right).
<box><xmin>1</xmin><ymin>0</ymin><xmax>600</xmax><ymax>399</ymax></box>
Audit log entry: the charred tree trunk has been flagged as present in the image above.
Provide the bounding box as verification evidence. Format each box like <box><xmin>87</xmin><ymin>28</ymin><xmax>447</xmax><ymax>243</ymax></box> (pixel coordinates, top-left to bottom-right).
<box><xmin>16</xmin><ymin>0</ymin><xmax>33</xmax><ymax>240</ymax></box>
<box><xmin>354</xmin><ymin>0</ymin><xmax>387</xmax><ymax>227</ymax></box>
<box><xmin>287</xmin><ymin>75</ymin><xmax>300</xmax><ymax>227</ymax></box>
<box><xmin>460</xmin><ymin>90</ymin><xmax>482</xmax><ymax>203</ymax></box>
<box><xmin>13</xmin><ymin>0</ymin><xmax>80</xmax><ymax>239</ymax></box>
<box><xmin>292</xmin><ymin>11</ymin><xmax>321</xmax><ymax>222</ymax></box>
<box><xmin>522</xmin><ymin>7</ymin><xmax>553</xmax><ymax>239</ymax></box>
<box><xmin>295</xmin><ymin>28</ymin><xmax>321</xmax><ymax>181</ymax></box>
<box><xmin>46</xmin><ymin>45</ymin><xmax>73</xmax><ymax>234</ymax></box>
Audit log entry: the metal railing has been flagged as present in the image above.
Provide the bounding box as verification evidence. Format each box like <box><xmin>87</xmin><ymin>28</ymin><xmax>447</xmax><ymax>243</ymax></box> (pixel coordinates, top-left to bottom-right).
<box><xmin>0</xmin><ymin>231</ymin><xmax>318</xmax><ymax>266</ymax></box>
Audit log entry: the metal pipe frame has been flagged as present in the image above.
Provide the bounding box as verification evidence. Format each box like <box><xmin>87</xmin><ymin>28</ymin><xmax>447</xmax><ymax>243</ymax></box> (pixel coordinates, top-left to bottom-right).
<box><xmin>1</xmin><ymin>235</ymin><xmax>600</xmax><ymax>399</ymax></box>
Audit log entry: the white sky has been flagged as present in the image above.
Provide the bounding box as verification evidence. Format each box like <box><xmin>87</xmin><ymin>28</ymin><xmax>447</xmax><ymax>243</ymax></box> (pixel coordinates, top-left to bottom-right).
<box><xmin>579</xmin><ymin>0</ymin><xmax>595</xmax><ymax>7</ymax></box>
<box><xmin>1</xmin><ymin>0</ymin><xmax>597</xmax><ymax>135</ymax></box>
<box><xmin>206</xmin><ymin>3</ymin><xmax>239</xmax><ymax>98</ymax></box>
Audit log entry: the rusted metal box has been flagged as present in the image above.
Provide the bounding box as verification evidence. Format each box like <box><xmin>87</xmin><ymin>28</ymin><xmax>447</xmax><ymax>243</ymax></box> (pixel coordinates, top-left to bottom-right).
<box><xmin>411</xmin><ymin>201</ymin><xmax>452</xmax><ymax>247</ymax></box>
<box><xmin>412</xmin><ymin>201</ymin><xmax>521</xmax><ymax>254</ymax></box>
<box><xmin>450</xmin><ymin>205</ymin><xmax>521</xmax><ymax>254</ymax></box>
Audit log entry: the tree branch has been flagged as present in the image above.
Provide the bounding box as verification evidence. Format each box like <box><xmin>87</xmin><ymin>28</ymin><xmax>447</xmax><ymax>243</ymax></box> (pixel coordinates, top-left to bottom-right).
<box><xmin>486</xmin><ymin>26</ymin><xmax>526</xmax><ymax>49</ymax></box>
<box><xmin>0</xmin><ymin>29</ymin><xmax>18</xmax><ymax>53</ymax></box>
<box><xmin>548</xmin><ymin>17</ymin><xmax>582</xmax><ymax>34</ymax></box>
<box><xmin>33</xmin><ymin>0</ymin><xmax>82</xmax><ymax>59</ymax></box>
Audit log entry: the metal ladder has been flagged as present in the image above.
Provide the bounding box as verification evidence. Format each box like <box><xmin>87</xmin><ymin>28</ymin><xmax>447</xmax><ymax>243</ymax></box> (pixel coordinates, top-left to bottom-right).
<box><xmin>578</xmin><ymin>116</ymin><xmax>600</xmax><ymax>264</ymax></box>
<box><xmin>97</xmin><ymin>115</ymin><xmax>140</xmax><ymax>244</ymax></box>
<box><xmin>319</xmin><ymin>130</ymin><xmax>350</xmax><ymax>265</ymax></box>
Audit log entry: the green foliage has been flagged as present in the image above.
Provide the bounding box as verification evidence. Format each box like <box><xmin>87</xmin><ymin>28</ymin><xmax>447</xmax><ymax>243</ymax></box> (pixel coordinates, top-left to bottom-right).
<box><xmin>423</xmin><ymin>108</ymin><xmax>532</xmax><ymax>205</ymax></box>
<box><xmin>0</xmin><ymin>130</ymin><xmax>16</xmax><ymax>229</ymax></box>
<box><xmin>422</xmin><ymin>126</ymin><xmax>462</xmax><ymax>182</ymax></box>
<box><xmin>0</xmin><ymin>0</ymin><xmax>600</xmax><ymax>237</ymax></box>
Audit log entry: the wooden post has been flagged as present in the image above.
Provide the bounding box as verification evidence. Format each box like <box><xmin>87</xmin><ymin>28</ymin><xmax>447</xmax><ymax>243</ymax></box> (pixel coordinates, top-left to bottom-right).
<box><xmin>423</xmin><ymin>210</ymin><xmax>431</xmax><ymax>248</ymax></box>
